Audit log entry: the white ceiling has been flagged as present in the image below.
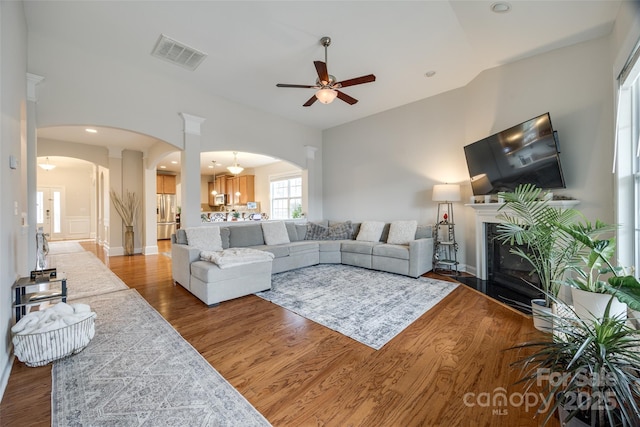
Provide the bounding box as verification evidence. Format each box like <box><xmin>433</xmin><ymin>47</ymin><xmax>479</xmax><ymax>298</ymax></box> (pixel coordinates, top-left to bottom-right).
<box><xmin>27</xmin><ymin>1</ymin><xmax>624</xmax><ymax>170</ymax></box>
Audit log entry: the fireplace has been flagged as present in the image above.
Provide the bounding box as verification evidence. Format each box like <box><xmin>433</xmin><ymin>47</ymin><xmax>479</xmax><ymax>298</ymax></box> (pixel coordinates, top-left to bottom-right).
<box><xmin>464</xmin><ymin>200</ymin><xmax>579</xmax><ymax>311</ymax></box>
<box><xmin>485</xmin><ymin>223</ymin><xmax>543</xmax><ymax>300</ymax></box>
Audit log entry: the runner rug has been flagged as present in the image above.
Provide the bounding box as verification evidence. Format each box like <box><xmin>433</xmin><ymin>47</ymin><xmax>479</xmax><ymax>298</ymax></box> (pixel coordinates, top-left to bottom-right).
<box><xmin>256</xmin><ymin>264</ymin><xmax>458</xmax><ymax>350</ymax></box>
<box><xmin>52</xmin><ymin>289</ymin><xmax>270</xmax><ymax>426</ymax></box>
<box><xmin>46</xmin><ymin>251</ymin><xmax>129</xmax><ymax>300</ymax></box>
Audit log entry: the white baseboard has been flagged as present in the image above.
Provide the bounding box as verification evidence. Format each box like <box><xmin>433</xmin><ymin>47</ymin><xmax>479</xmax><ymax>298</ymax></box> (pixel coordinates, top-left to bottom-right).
<box><xmin>0</xmin><ymin>355</ymin><xmax>15</xmax><ymax>403</ymax></box>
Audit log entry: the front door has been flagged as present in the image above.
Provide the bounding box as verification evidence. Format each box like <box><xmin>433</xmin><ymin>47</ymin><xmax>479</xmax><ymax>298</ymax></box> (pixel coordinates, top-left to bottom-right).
<box><xmin>36</xmin><ymin>187</ymin><xmax>64</xmax><ymax>241</ymax></box>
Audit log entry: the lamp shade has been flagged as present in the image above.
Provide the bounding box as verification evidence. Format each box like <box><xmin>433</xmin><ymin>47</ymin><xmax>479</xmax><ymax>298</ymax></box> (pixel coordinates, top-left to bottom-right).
<box><xmin>432</xmin><ymin>184</ymin><xmax>461</xmax><ymax>202</ymax></box>
<box><xmin>315</xmin><ymin>88</ymin><xmax>338</xmax><ymax>104</ymax></box>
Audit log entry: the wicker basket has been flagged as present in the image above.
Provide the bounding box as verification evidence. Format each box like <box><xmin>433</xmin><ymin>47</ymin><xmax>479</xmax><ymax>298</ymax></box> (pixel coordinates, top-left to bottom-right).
<box><xmin>12</xmin><ymin>313</ymin><xmax>96</xmax><ymax>367</ymax></box>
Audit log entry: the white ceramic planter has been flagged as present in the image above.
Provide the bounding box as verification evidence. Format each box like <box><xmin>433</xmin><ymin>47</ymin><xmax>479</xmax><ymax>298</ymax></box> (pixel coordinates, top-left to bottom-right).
<box><xmin>531</xmin><ymin>299</ymin><xmax>553</xmax><ymax>332</ymax></box>
<box><xmin>570</xmin><ymin>288</ymin><xmax>627</xmax><ymax>322</ymax></box>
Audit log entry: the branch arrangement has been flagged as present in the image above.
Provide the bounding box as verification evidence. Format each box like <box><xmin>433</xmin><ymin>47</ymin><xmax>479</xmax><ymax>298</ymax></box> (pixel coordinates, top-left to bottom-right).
<box><xmin>110</xmin><ymin>190</ymin><xmax>139</xmax><ymax>227</ymax></box>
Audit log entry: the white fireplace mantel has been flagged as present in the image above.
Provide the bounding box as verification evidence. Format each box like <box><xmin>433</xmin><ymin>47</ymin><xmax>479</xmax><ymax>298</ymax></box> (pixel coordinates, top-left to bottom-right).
<box><xmin>467</xmin><ymin>200</ymin><xmax>580</xmax><ymax>280</ymax></box>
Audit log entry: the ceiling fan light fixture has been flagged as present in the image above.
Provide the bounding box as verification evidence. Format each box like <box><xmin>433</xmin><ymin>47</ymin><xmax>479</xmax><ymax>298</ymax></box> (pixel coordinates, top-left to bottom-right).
<box><xmin>316</xmin><ymin>88</ymin><xmax>338</xmax><ymax>104</ymax></box>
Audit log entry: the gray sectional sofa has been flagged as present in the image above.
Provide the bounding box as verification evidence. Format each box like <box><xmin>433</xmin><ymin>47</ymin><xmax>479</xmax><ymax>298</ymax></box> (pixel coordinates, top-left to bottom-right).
<box><xmin>171</xmin><ymin>220</ymin><xmax>434</xmax><ymax>306</ymax></box>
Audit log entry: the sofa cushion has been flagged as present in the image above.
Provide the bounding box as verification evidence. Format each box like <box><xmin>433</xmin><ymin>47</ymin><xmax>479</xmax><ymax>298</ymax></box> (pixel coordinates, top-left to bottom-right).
<box><xmin>185</xmin><ymin>226</ymin><xmax>222</xmax><ymax>252</ymax></box>
<box><xmin>220</xmin><ymin>227</ymin><xmax>231</xmax><ymax>249</ymax></box>
<box><xmin>228</xmin><ymin>224</ymin><xmax>265</xmax><ymax>247</ymax></box>
<box><xmin>317</xmin><ymin>240</ymin><xmax>342</xmax><ymax>252</ymax></box>
<box><xmin>262</xmin><ymin>221</ymin><xmax>290</xmax><ymax>245</ymax></box>
<box><xmin>326</xmin><ymin>221</ymin><xmax>354</xmax><ymax>240</ymax></box>
<box><xmin>287</xmin><ymin>241</ymin><xmax>319</xmax><ymax>254</ymax></box>
<box><xmin>251</xmin><ymin>244</ymin><xmax>290</xmax><ymax>258</ymax></box>
<box><xmin>305</xmin><ymin>222</ymin><xmax>329</xmax><ymax>240</ymax></box>
<box><xmin>285</xmin><ymin>222</ymin><xmax>299</xmax><ymax>241</ymax></box>
<box><xmin>341</xmin><ymin>241</ymin><xmax>380</xmax><ymax>255</ymax></box>
<box><xmin>415</xmin><ymin>224</ymin><xmax>433</xmax><ymax>239</ymax></box>
<box><xmin>295</xmin><ymin>224</ymin><xmax>307</xmax><ymax>240</ymax></box>
<box><xmin>372</xmin><ymin>244</ymin><xmax>410</xmax><ymax>260</ymax></box>
<box><xmin>356</xmin><ymin>221</ymin><xmax>385</xmax><ymax>242</ymax></box>
<box><xmin>175</xmin><ymin>228</ymin><xmax>188</xmax><ymax>245</ymax></box>
<box><xmin>387</xmin><ymin>220</ymin><xmax>418</xmax><ymax>245</ymax></box>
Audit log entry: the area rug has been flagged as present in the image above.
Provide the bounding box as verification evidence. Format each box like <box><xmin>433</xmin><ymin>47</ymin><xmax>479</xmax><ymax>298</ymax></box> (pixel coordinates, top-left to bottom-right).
<box><xmin>52</xmin><ymin>289</ymin><xmax>270</xmax><ymax>426</ymax></box>
<box><xmin>47</xmin><ymin>251</ymin><xmax>129</xmax><ymax>300</ymax></box>
<box><xmin>256</xmin><ymin>264</ymin><xmax>458</xmax><ymax>350</ymax></box>
<box><xmin>47</xmin><ymin>241</ymin><xmax>85</xmax><ymax>255</ymax></box>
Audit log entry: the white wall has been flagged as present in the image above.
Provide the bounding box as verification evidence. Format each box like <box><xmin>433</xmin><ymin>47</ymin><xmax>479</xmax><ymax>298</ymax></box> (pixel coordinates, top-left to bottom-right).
<box><xmin>0</xmin><ymin>0</ymin><xmax>28</xmax><ymax>399</ymax></box>
<box><xmin>323</xmin><ymin>35</ymin><xmax>616</xmax><ymax>274</ymax></box>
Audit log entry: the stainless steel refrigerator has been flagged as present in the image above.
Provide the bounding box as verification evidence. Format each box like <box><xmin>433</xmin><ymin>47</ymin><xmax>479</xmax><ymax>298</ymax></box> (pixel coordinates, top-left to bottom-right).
<box><xmin>157</xmin><ymin>194</ymin><xmax>177</xmax><ymax>240</ymax></box>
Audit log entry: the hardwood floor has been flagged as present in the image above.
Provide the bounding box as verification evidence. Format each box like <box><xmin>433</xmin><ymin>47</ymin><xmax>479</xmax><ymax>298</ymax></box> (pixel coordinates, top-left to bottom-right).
<box><xmin>1</xmin><ymin>240</ymin><xmax>558</xmax><ymax>426</ymax></box>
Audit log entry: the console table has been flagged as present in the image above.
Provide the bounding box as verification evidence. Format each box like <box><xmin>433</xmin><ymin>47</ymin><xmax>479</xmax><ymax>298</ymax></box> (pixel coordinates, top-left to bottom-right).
<box><xmin>13</xmin><ymin>270</ymin><xmax>67</xmax><ymax>321</ymax></box>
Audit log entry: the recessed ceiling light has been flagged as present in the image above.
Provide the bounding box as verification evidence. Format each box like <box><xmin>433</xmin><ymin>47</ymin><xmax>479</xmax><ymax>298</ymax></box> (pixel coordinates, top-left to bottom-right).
<box><xmin>425</xmin><ymin>71</ymin><xmax>436</xmax><ymax>78</ymax></box>
<box><xmin>159</xmin><ymin>165</ymin><xmax>167</xmax><ymax>169</ymax></box>
<box><xmin>491</xmin><ymin>2</ymin><xmax>511</xmax><ymax>13</ymax></box>
<box><xmin>171</xmin><ymin>161</ymin><xmax>178</xmax><ymax>164</ymax></box>
<box><xmin>85</xmin><ymin>128</ymin><xmax>97</xmax><ymax>133</ymax></box>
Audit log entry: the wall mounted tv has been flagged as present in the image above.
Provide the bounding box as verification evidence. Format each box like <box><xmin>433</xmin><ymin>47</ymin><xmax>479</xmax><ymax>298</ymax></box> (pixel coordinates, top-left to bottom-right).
<box><xmin>463</xmin><ymin>112</ymin><xmax>566</xmax><ymax>195</ymax></box>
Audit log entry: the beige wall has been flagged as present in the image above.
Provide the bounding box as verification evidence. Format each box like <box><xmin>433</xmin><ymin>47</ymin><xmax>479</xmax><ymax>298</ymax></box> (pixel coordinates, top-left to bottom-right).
<box><xmin>323</xmin><ymin>36</ymin><xmax>614</xmax><ymax>275</ymax></box>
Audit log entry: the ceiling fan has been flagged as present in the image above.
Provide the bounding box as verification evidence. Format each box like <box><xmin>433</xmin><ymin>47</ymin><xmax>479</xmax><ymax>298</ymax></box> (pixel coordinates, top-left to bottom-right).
<box><xmin>276</xmin><ymin>36</ymin><xmax>376</xmax><ymax>107</ymax></box>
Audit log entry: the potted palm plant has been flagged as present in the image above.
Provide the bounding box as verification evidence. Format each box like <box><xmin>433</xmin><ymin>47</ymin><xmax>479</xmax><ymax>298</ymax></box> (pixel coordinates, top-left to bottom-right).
<box><xmin>495</xmin><ymin>184</ymin><xmax>581</xmax><ymax>329</ymax></box>
<box><xmin>556</xmin><ymin>220</ymin><xmax>640</xmax><ymax>322</ymax></box>
<box><xmin>508</xmin><ymin>294</ymin><xmax>640</xmax><ymax>426</ymax></box>
<box><xmin>110</xmin><ymin>190</ymin><xmax>140</xmax><ymax>255</ymax></box>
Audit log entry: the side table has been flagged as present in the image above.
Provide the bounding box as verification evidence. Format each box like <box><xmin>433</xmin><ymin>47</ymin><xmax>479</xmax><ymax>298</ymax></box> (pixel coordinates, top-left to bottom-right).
<box><xmin>13</xmin><ymin>270</ymin><xmax>67</xmax><ymax>321</ymax></box>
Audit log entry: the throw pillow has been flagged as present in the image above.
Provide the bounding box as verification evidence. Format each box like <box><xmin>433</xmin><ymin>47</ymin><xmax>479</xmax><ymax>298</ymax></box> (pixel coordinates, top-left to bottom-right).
<box><xmin>387</xmin><ymin>220</ymin><xmax>418</xmax><ymax>245</ymax></box>
<box><xmin>356</xmin><ymin>221</ymin><xmax>385</xmax><ymax>242</ymax></box>
<box><xmin>184</xmin><ymin>226</ymin><xmax>223</xmax><ymax>252</ymax></box>
<box><xmin>305</xmin><ymin>222</ymin><xmax>329</xmax><ymax>240</ymax></box>
<box><xmin>261</xmin><ymin>221</ymin><xmax>290</xmax><ymax>245</ymax></box>
<box><xmin>326</xmin><ymin>221</ymin><xmax>354</xmax><ymax>240</ymax></box>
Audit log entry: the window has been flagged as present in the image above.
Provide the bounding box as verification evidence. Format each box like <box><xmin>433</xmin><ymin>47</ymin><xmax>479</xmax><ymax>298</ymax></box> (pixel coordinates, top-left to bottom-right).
<box><xmin>615</xmin><ymin>39</ymin><xmax>640</xmax><ymax>275</ymax></box>
<box><xmin>270</xmin><ymin>176</ymin><xmax>302</xmax><ymax>219</ymax></box>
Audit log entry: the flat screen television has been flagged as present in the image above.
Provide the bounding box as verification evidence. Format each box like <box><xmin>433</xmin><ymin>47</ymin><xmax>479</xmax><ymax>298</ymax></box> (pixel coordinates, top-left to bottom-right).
<box><xmin>463</xmin><ymin>112</ymin><xmax>566</xmax><ymax>195</ymax></box>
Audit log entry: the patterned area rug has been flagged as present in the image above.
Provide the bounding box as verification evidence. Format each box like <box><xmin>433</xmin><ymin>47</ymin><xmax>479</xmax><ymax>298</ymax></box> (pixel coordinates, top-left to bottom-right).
<box><xmin>47</xmin><ymin>251</ymin><xmax>129</xmax><ymax>300</ymax></box>
<box><xmin>52</xmin><ymin>289</ymin><xmax>270</xmax><ymax>426</ymax></box>
<box><xmin>47</xmin><ymin>241</ymin><xmax>85</xmax><ymax>255</ymax></box>
<box><xmin>256</xmin><ymin>264</ymin><xmax>458</xmax><ymax>350</ymax></box>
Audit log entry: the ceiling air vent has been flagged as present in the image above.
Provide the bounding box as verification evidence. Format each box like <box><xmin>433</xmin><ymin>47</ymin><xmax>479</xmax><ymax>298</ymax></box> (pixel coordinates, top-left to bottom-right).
<box><xmin>151</xmin><ymin>34</ymin><xmax>207</xmax><ymax>71</ymax></box>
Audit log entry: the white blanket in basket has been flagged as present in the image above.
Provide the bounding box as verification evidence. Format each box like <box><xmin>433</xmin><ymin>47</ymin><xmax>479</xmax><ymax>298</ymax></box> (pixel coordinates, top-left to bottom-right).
<box><xmin>12</xmin><ymin>302</ymin><xmax>94</xmax><ymax>335</ymax></box>
<box><xmin>200</xmin><ymin>247</ymin><xmax>275</xmax><ymax>269</ymax></box>
<box><xmin>12</xmin><ymin>302</ymin><xmax>96</xmax><ymax>366</ymax></box>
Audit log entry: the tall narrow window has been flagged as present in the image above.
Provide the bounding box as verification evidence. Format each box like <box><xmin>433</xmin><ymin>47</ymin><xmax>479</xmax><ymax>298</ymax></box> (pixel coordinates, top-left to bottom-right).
<box><xmin>270</xmin><ymin>176</ymin><xmax>302</xmax><ymax>219</ymax></box>
<box><xmin>615</xmin><ymin>38</ymin><xmax>640</xmax><ymax>275</ymax></box>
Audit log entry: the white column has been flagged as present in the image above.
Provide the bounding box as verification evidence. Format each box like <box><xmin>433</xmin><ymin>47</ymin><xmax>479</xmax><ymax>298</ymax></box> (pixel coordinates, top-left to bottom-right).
<box><xmin>26</xmin><ymin>73</ymin><xmax>44</xmax><ymax>274</ymax></box>
<box><xmin>305</xmin><ymin>145</ymin><xmax>321</xmax><ymax>220</ymax></box>
<box><xmin>107</xmin><ymin>148</ymin><xmax>124</xmax><ymax>256</ymax></box>
<box><xmin>142</xmin><ymin>166</ymin><xmax>158</xmax><ymax>254</ymax></box>
<box><xmin>179</xmin><ymin>113</ymin><xmax>205</xmax><ymax>228</ymax></box>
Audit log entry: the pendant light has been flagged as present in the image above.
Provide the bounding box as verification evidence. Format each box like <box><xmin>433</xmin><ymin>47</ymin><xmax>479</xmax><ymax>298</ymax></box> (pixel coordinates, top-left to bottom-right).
<box><xmin>210</xmin><ymin>160</ymin><xmax>217</xmax><ymax>195</ymax></box>
<box><xmin>227</xmin><ymin>152</ymin><xmax>244</xmax><ymax>175</ymax></box>
<box><xmin>38</xmin><ymin>157</ymin><xmax>56</xmax><ymax>171</ymax></box>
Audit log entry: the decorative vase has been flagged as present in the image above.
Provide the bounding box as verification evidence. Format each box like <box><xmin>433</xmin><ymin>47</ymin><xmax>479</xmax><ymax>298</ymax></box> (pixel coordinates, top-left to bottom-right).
<box><xmin>531</xmin><ymin>299</ymin><xmax>553</xmax><ymax>332</ymax></box>
<box><xmin>124</xmin><ymin>225</ymin><xmax>134</xmax><ymax>256</ymax></box>
<box><xmin>571</xmin><ymin>287</ymin><xmax>627</xmax><ymax>322</ymax></box>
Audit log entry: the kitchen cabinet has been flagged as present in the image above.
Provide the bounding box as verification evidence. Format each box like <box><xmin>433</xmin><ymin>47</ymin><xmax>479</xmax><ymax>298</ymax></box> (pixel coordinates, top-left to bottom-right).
<box><xmin>156</xmin><ymin>174</ymin><xmax>176</xmax><ymax>194</ymax></box>
<box><xmin>226</xmin><ymin>175</ymin><xmax>254</xmax><ymax>205</ymax></box>
<box><xmin>208</xmin><ymin>183</ymin><xmax>216</xmax><ymax>206</ymax></box>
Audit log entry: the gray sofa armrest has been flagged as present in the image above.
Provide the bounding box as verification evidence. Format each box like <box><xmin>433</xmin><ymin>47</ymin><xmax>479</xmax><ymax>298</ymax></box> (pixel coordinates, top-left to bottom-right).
<box><xmin>171</xmin><ymin>243</ymin><xmax>201</xmax><ymax>288</ymax></box>
<box><xmin>408</xmin><ymin>238</ymin><xmax>434</xmax><ymax>278</ymax></box>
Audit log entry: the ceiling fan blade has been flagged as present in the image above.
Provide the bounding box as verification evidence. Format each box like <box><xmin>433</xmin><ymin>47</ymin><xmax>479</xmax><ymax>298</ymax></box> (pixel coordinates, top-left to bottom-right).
<box><xmin>336</xmin><ymin>90</ymin><xmax>358</xmax><ymax>105</ymax></box>
<box><xmin>336</xmin><ymin>74</ymin><xmax>376</xmax><ymax>88</ymax></box>
<box><xmin>276</xmin><ymin>83</ymin><xmax>316</xmax><ymax>88</ymax></box>
<box><xmin>303</xmin><ymin>95</ymin><xmax>318</xmax><ymax>107</ymax></box>
<box><xmin>314</xmin><ymin>61</ymin><xmax>329</xmax><ymax>84</ymax></box>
